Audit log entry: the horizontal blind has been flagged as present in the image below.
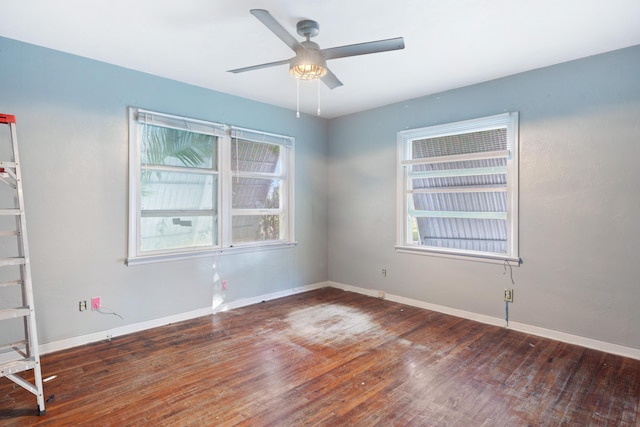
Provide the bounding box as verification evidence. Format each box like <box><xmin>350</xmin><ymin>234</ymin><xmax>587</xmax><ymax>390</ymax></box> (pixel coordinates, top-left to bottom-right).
<box><xmin>135</xmin><ymin>109</ymin><xmax>226</xmax><ymax>137</ymax></box>
<box><xmin>231</xmin><ymin>127</ymin><xmax>293</xmax><ymax>147</ymax></box>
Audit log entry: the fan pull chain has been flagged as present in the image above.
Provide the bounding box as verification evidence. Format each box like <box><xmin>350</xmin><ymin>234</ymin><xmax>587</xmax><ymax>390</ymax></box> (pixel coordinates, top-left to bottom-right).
<box><xmin>296</xmin><ymin>79</ymin><xmax>300</xmax><ymax>118</ymax></box>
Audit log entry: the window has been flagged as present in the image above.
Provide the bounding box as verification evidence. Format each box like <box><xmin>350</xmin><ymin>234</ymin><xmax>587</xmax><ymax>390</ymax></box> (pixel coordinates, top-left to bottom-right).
<box><xmin>396</xmin><ymin>112</ymin><xmax>519</xmax><ymax>263</ymax></box>
<box><xmin>127</xmin><ymin>108</ymin><xmax>294</xmax><ymax>265</ymax></box>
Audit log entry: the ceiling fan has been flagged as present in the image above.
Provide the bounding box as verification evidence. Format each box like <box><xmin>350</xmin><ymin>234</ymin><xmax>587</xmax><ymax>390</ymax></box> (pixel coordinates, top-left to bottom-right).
<box><xmin>228</xmin><ymin>9</ymin><xmax>405</xmax><ymax>89</ymax></box>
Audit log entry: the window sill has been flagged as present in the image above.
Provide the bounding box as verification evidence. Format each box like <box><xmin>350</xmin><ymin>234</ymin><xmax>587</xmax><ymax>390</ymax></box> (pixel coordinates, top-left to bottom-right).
<box><xmin>126</xmin><ymin>242</ymin><xmax>298</xmax><ymax>266</ymax></box>
<box><xmin>395</xmin><ymin>245</ymin><xmax>521</xmax><ymax>266</ymax></box>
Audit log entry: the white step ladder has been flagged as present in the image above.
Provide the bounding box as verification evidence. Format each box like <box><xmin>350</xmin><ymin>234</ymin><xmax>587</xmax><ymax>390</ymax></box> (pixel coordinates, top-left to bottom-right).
<box><xmin>0</xmin><ymin>113</ymin><xmax>46</xmax><ymax>415</ymax></box>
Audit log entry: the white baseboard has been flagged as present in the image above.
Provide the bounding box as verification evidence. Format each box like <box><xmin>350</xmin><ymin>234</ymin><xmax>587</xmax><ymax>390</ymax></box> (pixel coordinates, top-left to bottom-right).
<box><xmin>211</xmin><ymin>282</ymin><xmax>327</xmax><ymax>313</ymax></box>
<box><xmin>327</xmin><ymin>281</ymin><xmax>640</xmax><ymax>361</ymax></box>
<box><xmin>40</xmin><ymin>280</ymin><xmax>640</xmax><ymax>361</ymax></box>
<box><xmin>39</xmin><ymin>282</ymin><xmax>328</xmax><ymax>355</ymax></box>
<box><xmin>39</xmin><ymin>307</ymin><xmax>214</xmax><ymax>355</ymax></box>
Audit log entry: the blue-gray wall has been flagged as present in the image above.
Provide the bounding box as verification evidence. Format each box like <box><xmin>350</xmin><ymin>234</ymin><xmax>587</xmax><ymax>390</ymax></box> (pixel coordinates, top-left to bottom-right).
<box><xmin>2</xmin><ymin>34</ymin><xmax>639</xmax><ymax>351</ymax></box>
<box><xmin>328</xmin><ymin>45</ymin><xmax>640</xmax><ymax>349</ymax></box>
<box><xmin>0</xmin><ymin>36</ymin><xmax>329</xmax><ymax>344</ymax></box>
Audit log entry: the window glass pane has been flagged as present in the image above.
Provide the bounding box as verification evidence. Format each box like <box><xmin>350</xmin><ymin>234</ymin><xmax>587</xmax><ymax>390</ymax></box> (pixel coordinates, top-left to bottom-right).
<box><xmin>232</xmin><ymin>177</ymin><xmax>280</xmax><ymax>209</ymax></box>
<box><xmin>232</xmin><ymin>215</ymin><xmax>280</xmax><ymax>243</ymax></box>
<box><xmin>411</xmin><ymin>158</ymin><xmax>507</xmax><ymax>188</ymax></box>
<box><xmin>411</xmin><ymin>175</ymin><xmax>506</xmax><ymax>189</ymax></box>
<box><xmin>412</xmin><ymin>192</ymin><xmax>507</xmax><ymax>213</ymax></box>
<box><xmin>416</xmin><ymin>217</ymin><xmax>507</xmax><ymax>253</ymax></box>
<box><xmin>141</xmin><ymin>171</ymin><xmax>217</xmax><ymax>211</ymax></box>
<box><xmin>410</xmin><ymin>216</ymin><xmax>420</xmax><ymax>243</ymax></box>
<box><xmin>141</xmin><ymin>124</ymin><xmax>216</xmax><ymax>169</ymax></box>
<box><xmin>140</xmin><ymin>215</ymin><xmax>217</xmax><ymax>252</ymax></box>
<box><xmin>412</xmin><ymin>128</ymin><xmax>507</xmax><ymax>158</ymax></box>
<box><xmin>232</xmin><ymin>139</ymin><xmax>281</xmax><ymax>174</ymax></box>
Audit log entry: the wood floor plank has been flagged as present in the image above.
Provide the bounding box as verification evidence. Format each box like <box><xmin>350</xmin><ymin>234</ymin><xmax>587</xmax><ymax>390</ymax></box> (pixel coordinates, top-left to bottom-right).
<box><xmin>1</xmin><ymin>287</ymin><xmax>639</xmax><ymax>426</ymax></box>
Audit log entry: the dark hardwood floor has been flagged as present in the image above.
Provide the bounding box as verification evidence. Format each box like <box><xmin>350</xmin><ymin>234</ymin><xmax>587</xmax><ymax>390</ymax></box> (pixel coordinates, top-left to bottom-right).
<box><xmin>1</xmin><ymin>288</ymin><xmax>639</xmax><ymax>426</ymax></box>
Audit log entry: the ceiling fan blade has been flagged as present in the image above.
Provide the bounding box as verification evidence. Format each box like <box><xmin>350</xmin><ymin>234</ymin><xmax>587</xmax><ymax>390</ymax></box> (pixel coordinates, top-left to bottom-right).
<box><xmin>250</xmin><ymin>9</ymin><xmax>302</xmax><ymax>53</ymax></box>
<box><xmin>321</xmin><ymin>68</ymin><xmax>343</xmax><ymax>90</ymax></box>
<box><xmin>227</xmin><ymin>58</ymin><xmax>291</xmax><ymax>74</ymax></box>
<box><xmin>322</xmin><ymin>37</ymin><xmax>405</xmax><ymax>60</ymax></box>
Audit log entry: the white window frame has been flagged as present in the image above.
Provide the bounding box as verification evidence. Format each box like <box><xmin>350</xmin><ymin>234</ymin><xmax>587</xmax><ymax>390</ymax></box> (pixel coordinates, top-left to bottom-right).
<box><xmin>127</xmin><ymin>108</ymin><xmax>295</xmax><ymax>265</ymax></box>
<box><xmin>396</xmin><ymin>112</ymin><xmax>519</xmax><ymax>264</ymax></box>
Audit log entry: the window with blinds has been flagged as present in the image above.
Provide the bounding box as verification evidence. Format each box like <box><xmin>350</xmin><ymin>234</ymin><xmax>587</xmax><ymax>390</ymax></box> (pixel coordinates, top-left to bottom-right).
<box><xmin>231</xmin><ymin>138</ymin><xmax>285</xmax><ymax>243</ymax></box>
<box><xmin>127</xmin><ymin>108</ymin><xmax>295</xmax><ymax>265</ymax></box>
<box><xmin>397</xmin><ymin>113</ymin><xmax>519</xmax><ymax>262</ymax></box>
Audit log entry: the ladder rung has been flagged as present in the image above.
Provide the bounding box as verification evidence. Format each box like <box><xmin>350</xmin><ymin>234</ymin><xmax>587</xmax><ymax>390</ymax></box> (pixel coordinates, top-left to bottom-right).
<box><xmin>0</xmin><ymin>230</ymin><xmax>18</xmax><ymax>237</ymax></box>
<box><xmin>0</xmin><ymin>257</ymin><xmax>26</xmax><ymax>266</ymax></box>
<box><xmin>0</xmin><ymin>357</ymin><xmax>37</xmax><ymax>376</ymax></box>
<box><xmin>0</xmin><ymin>307</ymin><xmax>30</xmax><ymax>321</ymax></box>
<box><xmin>0</xmin><ymin>340</ymin><xmax>28</xmax><ymax>352</ymax></box>
<box><xmin>0</xmin><ymin>161</ymin><xmax>17</xmax><ymax>167</ymax></box>
<box><xmin>0</xmin><ymin>209</ymin><xmax>22</xmax><ymax>216</ymax></box>
<box><xmin>0</xmin><ymin>279</ymin><xmax>23</xmax><ymax>288</ymax></box>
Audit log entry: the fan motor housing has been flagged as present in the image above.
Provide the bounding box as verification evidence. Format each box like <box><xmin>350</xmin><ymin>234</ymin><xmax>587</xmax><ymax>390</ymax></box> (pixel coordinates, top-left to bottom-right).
<box><xmin>297</xmin><ymin>20</ymin><xmax>320</xmax><ymax>38</ymax></box>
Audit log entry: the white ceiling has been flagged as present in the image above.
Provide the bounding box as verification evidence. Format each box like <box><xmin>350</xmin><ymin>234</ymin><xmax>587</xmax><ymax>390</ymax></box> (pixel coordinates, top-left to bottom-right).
<box><xmin>1</xmin><ymin>0</ymin><xmax>639</xmax><ymax>118</ymax></box>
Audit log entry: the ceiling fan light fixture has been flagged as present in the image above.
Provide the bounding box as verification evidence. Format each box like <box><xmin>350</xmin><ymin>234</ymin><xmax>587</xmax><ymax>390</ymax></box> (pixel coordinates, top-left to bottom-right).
<box><xmin>289</xmin><ymin>45</ymin><xmax>327</xmax><ymax>80</ymax></box>
<box><xmin>290</xmin><ymin>62</ymin><xmax>326</xmax><ymax>80</ymax></box>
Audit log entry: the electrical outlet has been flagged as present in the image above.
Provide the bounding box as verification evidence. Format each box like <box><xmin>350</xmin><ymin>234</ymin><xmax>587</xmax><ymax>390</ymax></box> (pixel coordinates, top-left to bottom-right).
<box><xmin>79</xmin><ymin>300</ymin><xmax>87</xmax><ymax>311</ymax></box>
<box><xmin>91</xmin><ymin>297</ymin><xmax>101</xmax><ymax>311</ymax></box>
<box><xmin>504</xmin><ymin>289</ymin><xmax>513</xmax><ymax>303</ymax></box>
<box><xmin>382</xmin><ymin>268</ymin><xmax>387</xmax><ymax>277</ymax></box>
